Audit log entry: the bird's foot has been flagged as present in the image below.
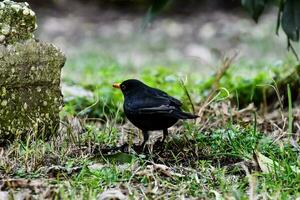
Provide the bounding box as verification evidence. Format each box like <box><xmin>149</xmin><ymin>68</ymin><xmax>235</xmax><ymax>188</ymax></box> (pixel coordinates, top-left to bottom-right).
<box><xmin>148</xmin><ymin>142</ymin><xmax>165</xmax><ymax>155</ymax></box>
<box><xmin>117</xmin><ymin>143</ymin><xmax>145</xmax><ymax>154</ymax></box>
<box><xmin>129</xmin><ymin>143</ymin><xmax>153</xmax><ymax>154</ymax></box>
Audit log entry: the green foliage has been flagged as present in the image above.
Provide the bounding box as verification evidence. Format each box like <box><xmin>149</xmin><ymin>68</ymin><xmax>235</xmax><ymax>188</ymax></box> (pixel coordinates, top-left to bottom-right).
<box><xmin>241</xmin><ymin>0</ymin><xmax>266</xmax><ymax>22</ymax></box>
<box><xmin>220</xmin><ymin>70</ymin><xmax>272</xmax><ymax>107</ymax></box>
<box><xmin>281</xmin><ymin>0</ymin><xmax>300</xmax><ymax>42</ymax></box>
<box><xmin>63</xmin><ymin>90</ymin><xmax>123</xmax><ymax>120</ymax></box>
<box><xmin>241</xmin><ymin>0</ymin><xmax>300</xmax><ymax>58</ymax></box>
<box><xmin>75</xmin><ymin>166</ymin><xmax>131</xmax><ymax>188</ymax></box>
<box><xmin>2</xmin><ymin>115</ymin><xmax>300</xmax><ymax>198</ymax></box>
<box><xmin>195</xmin><ymin>126</ymin><xmax>273</xmax><ymax>160</ymax></box>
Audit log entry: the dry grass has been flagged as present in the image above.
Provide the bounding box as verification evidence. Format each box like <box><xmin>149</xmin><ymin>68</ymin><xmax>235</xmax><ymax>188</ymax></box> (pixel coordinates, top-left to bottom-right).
<box><xmin>1</xmin><ymin>52</ymin><xmax>300</xmax><ymax>198</ymax></box>
<box><xmin>1</xmin><ymin>96</ymin><xmax>300</xmax><ymax>199</ymax></box>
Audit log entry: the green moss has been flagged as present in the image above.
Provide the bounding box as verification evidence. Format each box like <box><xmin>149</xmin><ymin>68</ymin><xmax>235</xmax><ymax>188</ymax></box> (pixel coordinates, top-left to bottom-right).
<box><xmin>0</xmin><ymin>40</ymin><xmax>65</xmax><ymax>85</ymax></box>
<box><xmin>0</xmin><ymin>40</ymin><xmax>66</xmax><ymax>142</ymax></box>
<box><xmin>0</xmin><ymin>0</ymin><xmax>36</xmax><ymax>45</ymax></box>
<box><xmin>0</xmin><ymin>1</ymin><xmax>66</xmax><ymax>142</ymax></box>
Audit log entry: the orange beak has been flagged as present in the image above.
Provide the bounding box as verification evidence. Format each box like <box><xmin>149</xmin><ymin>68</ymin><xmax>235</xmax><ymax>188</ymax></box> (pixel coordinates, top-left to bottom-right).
<box><xmin>113</xmin><ymin>83</ymin><xmax>121</xmax><ymax>89</ymax></box>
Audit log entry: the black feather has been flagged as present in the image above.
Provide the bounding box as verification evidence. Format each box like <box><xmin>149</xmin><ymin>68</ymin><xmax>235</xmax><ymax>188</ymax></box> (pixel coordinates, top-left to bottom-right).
<box><xmin>116</xmin><ymin>79</ymin><xmax>198</xmax><ymax>148</ymax></box>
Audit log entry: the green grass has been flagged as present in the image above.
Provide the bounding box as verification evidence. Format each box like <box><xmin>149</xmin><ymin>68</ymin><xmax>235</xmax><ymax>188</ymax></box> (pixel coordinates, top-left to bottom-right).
<box><xmin>2</xmin><ymin>120</ymin><xmax>300</xmax><ymax>199</ymax></box>
<box><xmin>62</xmin><ymin>51</ymin><xmax>298</xmax><ymax>119</ymax></box>
<box><xmin>1</xmin><ymin>48</ymin><xmax>299</xmax><ymax>199</ymax></box>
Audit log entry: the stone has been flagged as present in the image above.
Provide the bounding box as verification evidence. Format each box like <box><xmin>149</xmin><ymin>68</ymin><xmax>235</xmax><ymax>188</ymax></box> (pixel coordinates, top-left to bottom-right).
<box><xmin>0</xmin><ymin>0</ymin><xmax>36</xmax><ymax>45</ymax></box>
<box><xmin>0</xmin><ymin>1</ymin><xmax>65</xmax><ymax>143</ymax></box>
<box><xmin>0</xmin><ymin>39</ymin><xmax>65</xmax><ymax>142</ymax></box>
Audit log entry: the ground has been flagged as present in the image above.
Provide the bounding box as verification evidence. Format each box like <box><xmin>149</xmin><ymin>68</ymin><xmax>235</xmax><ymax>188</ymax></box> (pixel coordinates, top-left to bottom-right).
<box><xmin>0</xmin><ymin>2</ymin><xmax>300</xmax><ymax>199</ymax></box>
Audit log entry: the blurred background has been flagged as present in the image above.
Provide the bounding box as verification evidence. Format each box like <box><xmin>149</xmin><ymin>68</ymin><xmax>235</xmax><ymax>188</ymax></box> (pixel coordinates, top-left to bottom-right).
<box><xmin>22</xmin><ymin>0</ymin><xmax>293</xmax><ymax>71</ymax></box>
<box><xmin>16</xmin><ymin>0</ymin><xmax>299</xmax><ymax>116</ymax></box>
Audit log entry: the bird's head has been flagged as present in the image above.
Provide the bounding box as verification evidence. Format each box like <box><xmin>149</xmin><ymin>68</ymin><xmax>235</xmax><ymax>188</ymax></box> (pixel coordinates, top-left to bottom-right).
<box><xmin>113</xmin><ymin>79</ymin><xmax>146</xmax><ymax>96</ymax></box>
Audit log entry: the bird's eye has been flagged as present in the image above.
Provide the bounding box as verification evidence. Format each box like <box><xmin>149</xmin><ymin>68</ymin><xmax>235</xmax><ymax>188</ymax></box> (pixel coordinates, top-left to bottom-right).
<box><xmin>121</xmin><ymin>85</ymin><xmax>126</xmax><ymax>90</ymax></box>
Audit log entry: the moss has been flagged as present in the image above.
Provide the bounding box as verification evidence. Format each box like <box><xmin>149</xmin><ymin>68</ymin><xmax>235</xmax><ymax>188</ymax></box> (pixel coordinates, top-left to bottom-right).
<box><xmin>0</xmin><ymin>39</ymin><xmax>66</xmax><ymax>143</ymax></box>
<box><xmin>0</xmin><ymin>85</ymin><xmax>63</xmax><ymax>141</ymax></box>
<box><xmin>0</xmin><ymin>40</ymin><xmax>65</xmax><ymax>86</ymax></box>
<box><xmin>0</xmin><ymin>1</ymin><xmax>66</xmax><ymax>143</ymax></box>
<box><xmin>0</xmin><ymin>0</ymin><xmax>36</xmax><ymax>45</ymax></box>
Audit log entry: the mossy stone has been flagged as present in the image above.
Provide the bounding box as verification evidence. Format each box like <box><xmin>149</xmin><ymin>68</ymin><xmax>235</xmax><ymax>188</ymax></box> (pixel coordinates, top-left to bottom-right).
<box><xmin>0</xmin><ymin>1</ymin><xmax>66</xmax><ymax>144</ymax></box>
<box><xmin>0</xmin><ymin>40</ymin><xmax>65</xmax><ymax>143</ymax></box>
<box><xmin>0</xmin><ymin>0</ymin><xmax>37</xmax><ymax>45</ymax></box>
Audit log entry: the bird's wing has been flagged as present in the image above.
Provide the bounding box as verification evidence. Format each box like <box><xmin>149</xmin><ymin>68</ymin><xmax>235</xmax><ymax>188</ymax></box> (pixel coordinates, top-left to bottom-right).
<box><xmin>125</xmin><ymin>90</ymin><xmax>197</xmax><ymax>119</ymax></box>
<box><xmin>138</xmin><ymin>104</ymin><xmax>176</xmax><ymax>114</ymax></box>
<box><xmin>125</xmin><ymin>85</ymin><xmax>183</xmax><ymax>116</ymax></box>
<box><xmin>137</xmin><ymin>104</ymin><xmax>179</xmax><ymax>117</ymax></box>
<box><xmin>127</xmin><ymin>94</ymin><xmax>185</xmax><ymax>118</ymax></box>
<box><xmin>148</xmin><ymin>87</ymin><xmax>182</xmax><ymax>107</ymax></box>
<box><xmin>137</xmin><ymin>104</ymin><xmax>197</xmax><ymax>119</ymax></box>
<box><xmin>129</xmin><ymin>94</ymin><xmax>172</xmax><ymax>110</ymax></box>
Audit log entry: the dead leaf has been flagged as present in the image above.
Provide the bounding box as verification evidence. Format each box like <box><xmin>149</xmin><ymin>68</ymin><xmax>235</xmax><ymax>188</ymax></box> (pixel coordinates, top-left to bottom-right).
<box><xmin>0</xmin><ymin>179</ymin><xmax>57</xmax><ymax>200</ymax></box>
<box><xmin>88</xmin><ymin>163</ymin><xmax>106</xmax><ymax>171</ymax></box>
<box><xmin>136</xmin><ymin>163</ymin><xmax>184</xmax><ymax>178</ymax></box>
<box><xmin>253</xmin><ymin>150</ymin><xmax>278</xmax><ymax>173</ymax></box>
<box><xmin>0</xmin><ymin>179</ymin><xmax>45</xmax><ymax>190</ymax></box>
<box><xmin>153</xmin><ymin>164</ymin><xmax>173</xmax><ymax>177</ymax></box>
<box><xmin>146</xmin><ymin>178</ymin><xmax>159</xmax><ymax>195</ymax></box>
<box><xmin>13</xmin><ymin>189</ymin><xmax>31</xmax><ymax>200</ymax></box>
<box><xmin>210</xmin><ymin>190</ymin><xmax>222</xmax><ymax>200</ymax></box>
<box><xmin>0</xmin><ymin>191</ymin><xmax>10</xmax><ymax>200</ymax></box>
<box><xmin>253</xmin><ymin>150</ymin><xmax>300</xmax><ymax>174</ymax></box>
<box><xmin>47</xmin><ymin>165</ymin><xmax>82</xmax><ymax>178</ymax></box>
<box><xmin>135</xmin><ymin>168</ymin><xmax>152</xmax><ymax>177</ymax></box>
<box><xmin>238</xmin><ymin>103</ymin><xmax>255</xmax><ymax>114</ymax></box>
<box><xmin>153</xmin><ymin>163</ymin><xmax>185</xmax><ymax>177</ymax></box>
<box><xmin>97</xmin><ymin>188</ymin><xmax>128</xmax><ymax>200</ymax></box>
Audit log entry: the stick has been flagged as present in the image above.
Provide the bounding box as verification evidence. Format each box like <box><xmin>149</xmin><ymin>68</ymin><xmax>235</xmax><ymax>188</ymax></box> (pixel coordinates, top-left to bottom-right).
<box><xmin>196</xmin><ymin>53</ymin><xmax>238</xmax><ymax>125</ymax></box>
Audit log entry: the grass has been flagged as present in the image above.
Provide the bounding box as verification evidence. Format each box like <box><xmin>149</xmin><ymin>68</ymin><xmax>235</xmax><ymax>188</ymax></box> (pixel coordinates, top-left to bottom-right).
<box><xmin>1</xmin><ymin>50</ymin><xmax>299</xmax><ymax>199</ymax></box>
<box><xmin>1</xmin><ymin>120</ymin><xmax>300</xmax><ymax>199</ymax></box>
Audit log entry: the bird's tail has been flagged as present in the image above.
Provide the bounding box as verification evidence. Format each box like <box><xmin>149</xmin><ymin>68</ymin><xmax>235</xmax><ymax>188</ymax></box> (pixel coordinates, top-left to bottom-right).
<box><xmin>173</xmin><ymin>110</ymin><xmax>199</xmax><ymax>119</ymax></box>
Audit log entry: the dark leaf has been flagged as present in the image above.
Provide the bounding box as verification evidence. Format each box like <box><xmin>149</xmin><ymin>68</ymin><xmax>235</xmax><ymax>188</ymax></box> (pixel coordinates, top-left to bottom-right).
<box><xmin>142</xmin><ymin>0</ymin><xmax>171</xmax><ymax>30</ymax></box>
<box><xmin>241</xmin><ymin>0</ymin><xmax>266</xmax><ymax>22</ymax></box>
<box><xmin>276</xmin><ymin>0</ymin><xmax>284</xmax><ymax>35</ymax></box>
<box><xmin>281</xmin><ymin>0</ymin><xmax>300</xmax><ymax>41</ymax></box>
<box><xmin>150</xmin><ymin>0</ymin><xmax>171</xmax><ymax>15</ymax></box>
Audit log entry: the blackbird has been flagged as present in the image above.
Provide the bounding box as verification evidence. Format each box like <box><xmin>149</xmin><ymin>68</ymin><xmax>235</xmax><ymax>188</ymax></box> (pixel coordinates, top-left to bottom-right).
<box><xmin>113</xmin><ymin>79</ymin><xmax>198</xmax><ymax>148</ymax></box>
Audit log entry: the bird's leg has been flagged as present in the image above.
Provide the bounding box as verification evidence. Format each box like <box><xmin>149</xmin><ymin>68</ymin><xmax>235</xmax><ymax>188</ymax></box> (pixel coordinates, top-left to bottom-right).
<box><xmin>162</xmin><ymin>129</ymin><xmax>168</xmax><ymax>144</ymax></box>
<box><xmin>141</xmin><ymin>130</ymin><xmax>149</xmax><ymax>149</ymax></box>
<box><xmin>132</xmin><ymin>130</ymin><xmax>149</xmax><ymax>153</ymax></box>
<box><xmin>155</xmin><ymin>129</ymin><xmax>168</xmax><ymax>151</ymax></box>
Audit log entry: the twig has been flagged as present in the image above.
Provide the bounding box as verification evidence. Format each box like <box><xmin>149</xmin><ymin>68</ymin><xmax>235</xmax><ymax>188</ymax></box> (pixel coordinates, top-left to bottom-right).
<box><xmin>287</xmin><ymin>84</ymin><xmax>293</xmax><ymax>137</ymax></box>
<box><xmin>196</xmin><ymin>53</ymin><xmax>238</xmax><ymax>125</ymax></box>
<box><xmin>179</xmin><ymin>78</ymin><xmax>196</xmax><ymax>114</ymax></box>
<box><xmin>76</xmin><ymin>95</ymin><xmax>100</xmax><ymax>117</ymax></box>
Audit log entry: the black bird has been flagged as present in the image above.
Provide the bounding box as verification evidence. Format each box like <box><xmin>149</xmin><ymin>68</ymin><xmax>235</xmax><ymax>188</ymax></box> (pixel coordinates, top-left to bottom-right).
<box><xmin>113</xmin><ymin>79</ymin><xmax>198</xmax><ymax>148</ymax></box>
